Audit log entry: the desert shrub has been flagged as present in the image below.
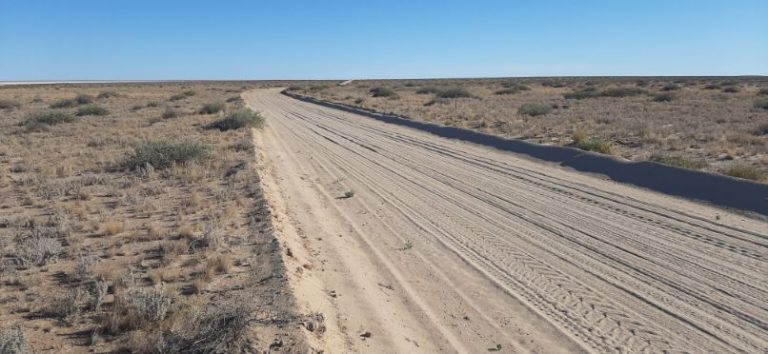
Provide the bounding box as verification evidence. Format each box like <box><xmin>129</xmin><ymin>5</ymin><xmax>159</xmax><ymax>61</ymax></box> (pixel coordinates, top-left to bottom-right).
<box><xmin>287</xmin><ymin>85</ymin><xmax>302</xmax><ymax>91</ymax></box>
<box><xmin>564</xmin><ymin>89</ymin><xmax>598</xmax><ymax>100</ymax></box>
<box><xmin>206</xmin><ymin>109</ymin><xmax>264</xmax><ymax>131</ymax></box>
<box><xmin>107</xmin><ymin>288</ymin><xmax>172</xmax><ymax>332</ymax></box>
<box><xmin>518</xmin><ymin>103</ymin><xmax>552</xmax><ymax>116</ymax></box>
<box><xmin>0</xmin><ymin>326</ymin><xmax>28</xmax><ymax>354</ymax></box>
<box><xmin>16</xmin><ymin>234</ymin><xmax>62</xmax><ymax>266</ymax></box>
<box><xmin>0</xmin><ymin>99</ymin><xmax>21</xmax><ymax>110</ymax></box>
<box><xmin>121</xmin><ymin>141</ymin><xmax>211</xmax><ymax>171</ymax></box>
<box><xmin>136</xmin><ymin>303</ymin><xmax>251</xmax><ymax>354</ymax></box>
<box><xmin>661</xmin><ymin>84</ymin><xmax>680</xmax><ymax>91</ymax></box>
<box><xmin>309</xmin><ymin>85</ymin><xmax>328</xmax><ymax>92</ymax></box>
<box><xmin>97</xmin><ymin>91</ymin><xmax>119</xmax><ymax>99</ymax></box>
<box><xmin>753</xmin><ymin>99</ymin><xmax>768</xmax><ymax>111</ymax></box>
<box><xmin>752</xmin><ymin>122</ymin><xmax>768</xmax><ymax>136</ymax></box>
<box><xmin>146</xmin><ymin>101</ymin><xmax>160</xmax><ymax>107</ymax></box>
<box><xmin>75</xmin><ymin>94</ymin><xmax>94</xmax><ymax>104</ymax></box>
<box><xmin>131</xmin><ymin>104</ymin><xmax>144</xmax><ymax>111</ymax></box>
<box><xmin>198</xmin><ymin>102</ymin><xmax>225</xmax><ymax>114</ymax></box>
<box><xmin>369</xmin><ymin>87</ymin><xmax>398</xmax><ymax>98</ymax></box>
<box><xmin>652</xmin><ymin>93</ymin><xmax>674</xmax><ymax>102</ymax></box>
<box><xmin>436</xmin><ymin>88</ymin><xmax>472</xmax><ymax>99</ymax></box>
<box><xmin>652</xmin><ymin>155</ymin><xmax>707</xmax><ymax>170</ymax></box>
<box><xmin>226</xmin><ymin>96</ymin><xmax>243</xmax><ymax>103</ymax></box>
<box><xmin>599</xmin><ymin>87</ymin><xmax>645</xmax><ymax>97</ymax></box>
<box><xmin>722</xmin><ymin>86</ymin><xmax>740</xmax><ymax>93</ymax></box>
<box><xmin>354</xmin><ymin>98</ymin><xmax>365</xmax><ymax>105</ymax></box>
<box><xmin>43</xmin><ymin>288</ymin><xmax>83</xmax><ymax>320</ymax></box>
<box><xmin>722</xmin><ymin>164</ymin><xmax>765</xmax><ymax>181</ymax></box>
<box><xmin>76</xmin><ymin>105</ymin><xmax>109</xmax><ymax>116</ymax></box>
<box><xmin>162</xmin><ymin>107</ymin><xmax>181</xmax><ymax>119</ymax></box>
<box><xmin>182</xmin><ymin>90</ymin><xmax>196</xmax><ymax>97</ymax></box>
<box><xmin>416</xmin><ymin>87</ymin><xmax>441</xmax><ymax>94</ymax></box>
<box><xmin>169</xmin><ymin>94</ymin><xmax>186</xmax><ymax>101</ymax></box>
<box><xmin>501</xmin><ymin>82</ymin><xmax>530</xmax><ymax>90</ymax></box>
<box><xmin>23</xmin><ymin>111</ymin><xmax>76</xmax><ymax>126</ymax></box>
<box><xmin>704</xmin><ymin>83</ymin><xmax>721</xmax><ymax>90</ymax></box>
<box><xmin>574</xmin><ymin>136</ymin><xmax>612</xmax><ymax>154</ymax></box>
<box><xmin>50</xmin><ymin>99</ymin><xmax>78</xmax><ymax>108</ymax></box>
<box><xmin>757</xmin><ymin>88</ymin><xmax>768</xmax><ymax>96</ymax></box>
<box><xmin>541</xmin><ymin>80</ymin><xmax>566</xmax><ymax>88</ymax></box>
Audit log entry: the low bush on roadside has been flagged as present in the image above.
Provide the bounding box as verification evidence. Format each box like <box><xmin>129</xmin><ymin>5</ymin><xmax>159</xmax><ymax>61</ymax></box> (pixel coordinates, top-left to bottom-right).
<box><xmin>369</xmin><ymin>87</ymin><xmax>398</xmax><ymax>98</ymax></box>
<box><xmin>518</xmin><ymin>103</ymin><xmax>552</xmax><ymax>116</ymax></box>
<box><xmin>205</xmin><ymin>109</ymin><xmax>264</xmax><ymax>131</ymax></box>
<box><xmin>652</xmin><ymin>93</ymin><xmax>674</xmax><ymax>102</ymax></box>
<box><xmin>76</xmin><ymin>105</ymin><xmax>110</xmax><ymax>116</ymax></box>
<box><xmin>722</xmin><ymin>164</ymin><xmax>766</xmax><ymax>181</ymax></box>
<box><xmin>753</xmin><ymin>99</ymin><xmax>768</xmax><ymax>111</ymax></box>
<box><xmin>121</xmin><ymin>141</ymin><xmax>211</xmax><ymax>171</ymax></box>
<box><xmin>0</xmin><ymin>99</ymin><xmax>21</xmax><ymax>110</ymax></box>
<box><xmin>198</xmin><ymin>102</ymin><xmax>225</xmax><ymax>114</ymax></box>
<box><xmin>23</xmin><ymin>111</ymin><xmax>76</xmax><ymax>126</ymax></box>
<box><xmin>436</xmin><ymin>88</ymin><xmax>473</xmax><ymax>99</ymax></box>
<box><xmin>652</xmin><ymin>155</ymin><xmax>707</xmax><ymax>170</ymax></box>
<box><xmin>572</xmin><ymin>133</ymin><xmax>612</xmax><ymax>154</ymax></box>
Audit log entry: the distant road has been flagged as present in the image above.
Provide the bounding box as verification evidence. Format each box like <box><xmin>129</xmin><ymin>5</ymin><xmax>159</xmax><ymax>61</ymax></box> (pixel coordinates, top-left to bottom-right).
<box><xmin>246</xmin><ymin>88</ymin><xmax>768</xmax><ymax>353</ymax></box>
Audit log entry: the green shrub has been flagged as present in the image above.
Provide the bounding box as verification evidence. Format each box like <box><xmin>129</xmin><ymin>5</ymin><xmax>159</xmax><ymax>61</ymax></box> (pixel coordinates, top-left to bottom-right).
<box><xmin>121</xmin><ymin>141</ymin><xmax>211</xmax><ymax>170</ymax></box>
<box><xmin>416</xmin><ymin>87</ymin><xmax>441</xmax><ymax>94</ymax></box>
<box><xmin>752</xmin><ymin>122</ymin><xmax>768</xmax><ymax>136</ymax></box>
<box><xmin>169</xmin><ymin>94</ymin><xmax>186</xmax><ymax>101</ymax></box>
<box><xmin>0</xmin><ymin>99</ymin><xmax>21</xmax><ymax>110</ymax></box>
<box><xmin>146</xmin><ymin>101</ymin><xmax>160</xmax><ymax>107</ymax></box>
<box><xmin>131</xmin><ymin>104</ymin><xmax>143</xmax><ymax>111</ymax></box>
<box><xmin>722</xmin><ymin>164</ymin><xmax>766</xmax><ymax>181</ymax></box>
<box><xmin>75</xmin><ymin>94</ymin><xmax>94</xmax><ymax>104</ymax></box>
<box><xmin>652</xmin><ymin>93</ymin><xmax>674</xmax><ymax>102</ymax></box>
<box><xmin>206</xmin><ymin>109</ymin><xmax>264</xmax><ymax>131</ymax></box>
<box><xmin>50</xmin><ymin>99</ymin><xmax>78</xmax><ymax>109</ymax></box>
<box><xmin>753</xmin><ymin>99</ymin><xmax>768</xmax><ymax>110</ymax></box>
<box><xmin>287</xmin><ymin>86</ymin><xmax>302</xmax><ymax>91</ymax></box>
<box><xmin>574</xmin><ymin>136</ymin><xmax>612</xmax><ymax>154</ymax></box>
<box><xmin>518</xmin><ymin>103</ymin><xmax>552</xmax><ymax>116</ymax></box>
<box><xmin>704</xmin><ymin>84</ymin><xmax>720</xmax><ymax>90</ymax></box>
<box><xmin>23</xmin><ymin>111</ymin><xmax>76</xmax><ymax>126</ymax></box>
<box><xmin>226</xmin><ymin>96</ymin><xmax>243</xmax><ymax>103</ymax></box>
<box><xmin>198</xmin><ymin>102</ymin><xmax>225</xmax><ymax>114</ymax></box>
<box><xmin>652</xmin><ymin>155</ymin><xmax>707</xmax><ymax>170</ymax></box>
<box><xmin>76</xmin><ymin>105</ymin><xmax>109</xmax><ymax>116</ymax></box>
<box><xmin>722</xmin><ymin>86</ymin><xmax>740</xmax><ymax>93</ymax></box>
<box><xmin>564</xmin><ymin>88</ymin><xmax>598</xmax><ymax>100</ymax></box>
<box><xmin>369</xmin><ymin>87</ymin><xmax>398</xmax><ymax>98</ymax></box>
<box><xmin>182</xmin><ymin>90</ymin><xmax>196</xmax><ymax>97</ymax></box>
<box><xmin>97</xmin><ymin>91</ymin><xmax>119</xmax><ymax>99</ymax></box>
<box><xmin>599</xmin><ymin>87</ymin><xmax>645</xmax><ymax>98</ymax></box>
<box><xmin>436</xmin><ymin>88</ymin><xmax>472</xmax><ymax>99</ymax></box>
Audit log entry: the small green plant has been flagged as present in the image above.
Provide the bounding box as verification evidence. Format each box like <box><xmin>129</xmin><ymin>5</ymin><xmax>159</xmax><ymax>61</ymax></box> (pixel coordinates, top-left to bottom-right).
<box><xmin>652</xmin><ymin>155</ymin><xmax>707</xmax><ymax>170</ymax></box>
<box><xmin>573</xmin><ymin>134</ymin><xmax>612</xmax><ymax>154</ymax></box>
<box><xmin>121</xmin><ymin>141</ymin><xmax>211</xmax><ymax>171</ymax></box>
<box><xmin>518</xmin><ymin>103</ymin><xmax>552</xmax><ymax>116</ymax></box>
<box><xmin>652</xmin><ymin>93</ymin><xmax>674</xmax><ymax>102</ymax></box>
<box><xmin>0</xmin><ymin>99</ymin><xmax>21</xmax><ymax>110</ymax></box>
<box><xmin>23</xmin><ymin>111</ymin><xmax>76</xmax><ymax>126</ymax></box>
<box><xmin>369</xmin><ymin>87</ymin><xmax>398</xmax><ymax>98</ymax></box>
<box><xmin>400</xmin><ymin>240</ymin><xmax>413</xmax><ymax>251</ymax></box>
<box><xmin>753</xmin><ymin>99</ymin><xmax>768</xmax><ymax>111</ymax></box>
<box><xmin>76</xmin><ymin>105</ymin><xmax>109</xmax><ymax>116</ymax></box>
<box><xmin>206</xmin><ymin>109</ymin><xmax>264</xmax><ymax>131</ymax></box>
<box><xmin>722</xmin><ymin>164</ymin><xmax>765</xmax><ymax>181</ymax></box>
<box><xmin>198</xmin><ymin>102</ymin><xmax>225</xmax><ymax>114</ymax></box>
<box><xmin>436</xmin><ymin>88</ymin><xmax>473</xmax><ymax>99</ymax></box>
<box><xmin>337</xmin><ymin>190</ymin><xmax>355</xmax><ymax>199</ymax></box>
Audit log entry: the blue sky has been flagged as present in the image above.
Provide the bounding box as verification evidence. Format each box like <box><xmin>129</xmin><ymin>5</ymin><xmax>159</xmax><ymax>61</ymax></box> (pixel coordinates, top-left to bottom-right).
<box><xmin>1</xmin><ymin>0</ymin><xmax>766</xmax><ymax>80</ymax></box>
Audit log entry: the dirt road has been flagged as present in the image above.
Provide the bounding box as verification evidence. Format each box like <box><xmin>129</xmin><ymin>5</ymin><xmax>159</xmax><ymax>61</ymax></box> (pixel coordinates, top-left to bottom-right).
<box><xmin>244</xmin><ymin>89</ymin><xmax>768</xmax><ymax>353</ymax></box>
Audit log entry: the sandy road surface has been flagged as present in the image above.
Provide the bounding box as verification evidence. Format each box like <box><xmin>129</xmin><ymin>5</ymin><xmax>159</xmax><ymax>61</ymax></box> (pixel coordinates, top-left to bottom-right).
<box><xmin>244</xmin><ymin>89</ymin><xmax>768</xmax><ymax>353</ymax></box>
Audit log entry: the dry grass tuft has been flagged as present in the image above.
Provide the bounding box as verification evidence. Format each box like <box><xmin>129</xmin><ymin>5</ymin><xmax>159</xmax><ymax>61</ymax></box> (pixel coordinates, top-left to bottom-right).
<box><xmin>103</xmin><ymin>220</ymin><xmax>125</xmax><ymax>236</ymax></box>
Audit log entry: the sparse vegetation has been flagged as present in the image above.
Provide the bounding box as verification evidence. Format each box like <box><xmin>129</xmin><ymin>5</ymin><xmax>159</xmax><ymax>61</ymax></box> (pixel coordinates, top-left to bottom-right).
<box><xmin>370</xmin><ymin>87</ymin><xmax>398</xmax><ymax>98</ymax></box>
<box><xmin>652</xmin><ymin>93</ymin><xmax>674</xmax><ymax>102</ymax></box>
<box><xmin>0</xmin><ymin>99</ymin><xmax>21</xmax><ymax>110</ymax></box>
<box><xmin>75</xmin><ymin>94</ymin><xmax>94</xmax><ymax>104</ymax></box>
<box><xmin>97</xmin><ymin>91</ymin><xmax>119</xmax><ymax>99</ymax></box>
<box><xmin>23</xmin><ymin>110</ymin><xmax>76</xmax><ymax>126</ymax></box>
<box><xmin>162</xmin><ymin>107</ymin><xmax>181</xmax><ymax>119</ymax></box>
<box><xmin>652</xmin><ymin>155</ymin><xmax>707</xmax><ymax>170</ymax></box>
<box><xmin>518</xmin><ymin>103</ymin><xmax>552</xmax><ymax>116</ymax></box>
<box><xmin>198</xmin><ymin>102</ymin><xmax>225</xmax><ymax>114</ymax></box>
<box><xmin>436</xmin><ymin>88</ymin><xmax>473</xmax><ymax>99</ymax></box>
<box><xmin>757</xmin><ymin>88</ymin><xmax>768</xmax><ymax>96</ymax></box>
<box><xmin>752</xmin><ymin>122</ymin><xmax>768</xmax><ymax>136</ymax></box>
<box><xmin>205</xmin><ymin>109</ymin><xmax>264</xmax><ymax>131</ymax></box>
<box><xmin>753</xmin><ymin>99</ymin><xmax>768</xmax><ymax>111</ymax></box>
<box><xmin>722</xmin><ymin>86</ymin><xmax>740</xmax><ymax>93</ymax></box>
<box><xmin>50</xmin><ymin>98</ymin><xmax>78</xmax><ymax>108</ymax></box>
<box><xmin>416</xmin><ymin>87</ymin><xmax>441</xmax><ymax>94</ymax></box>
<box><xmin>573</xmin><ymin>133</ymin><xmax>612</xmax><ymax>154</ymax></box>
<box><xmin>661</xmin><ymin>84</ymin><xmax>680</xmax><ymax>91</ymax></box>
<box><xmin>599</xmin><ymin>87</ymin><xmax>645</xmax><ymax>98</ymax></box>
<box><xmin>121</xmin><ymin>140</ymin><xmax>211</xmax><ymax>170</ymax></box>
<box><xmin>722</xmin><ymin>164</ymin><xmax>765</xmax><ymax>181</ymax></box>
<box><xmin>0</xmin><ymin>326</ymin><xmax>28</xmax><ymax>354</ymax></box>
<box><xmin>76</xmin><ymin>105</ymin><xmax>109</xmax><ymax>116</ymax></box>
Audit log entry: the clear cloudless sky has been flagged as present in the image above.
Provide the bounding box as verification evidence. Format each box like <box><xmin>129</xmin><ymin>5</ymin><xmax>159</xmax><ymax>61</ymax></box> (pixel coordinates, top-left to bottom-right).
<box><xmin>1</xmin><ymin>0</ymin><xmax>766</xmax><ymax>80</ymax></box>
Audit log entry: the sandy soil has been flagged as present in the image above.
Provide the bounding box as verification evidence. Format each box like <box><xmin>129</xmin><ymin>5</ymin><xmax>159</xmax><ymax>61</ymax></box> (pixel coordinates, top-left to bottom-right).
<box><xmin>245</xmin><ymin>88</ymin><xmax>768</xmax><ymax>353</ymax></box>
